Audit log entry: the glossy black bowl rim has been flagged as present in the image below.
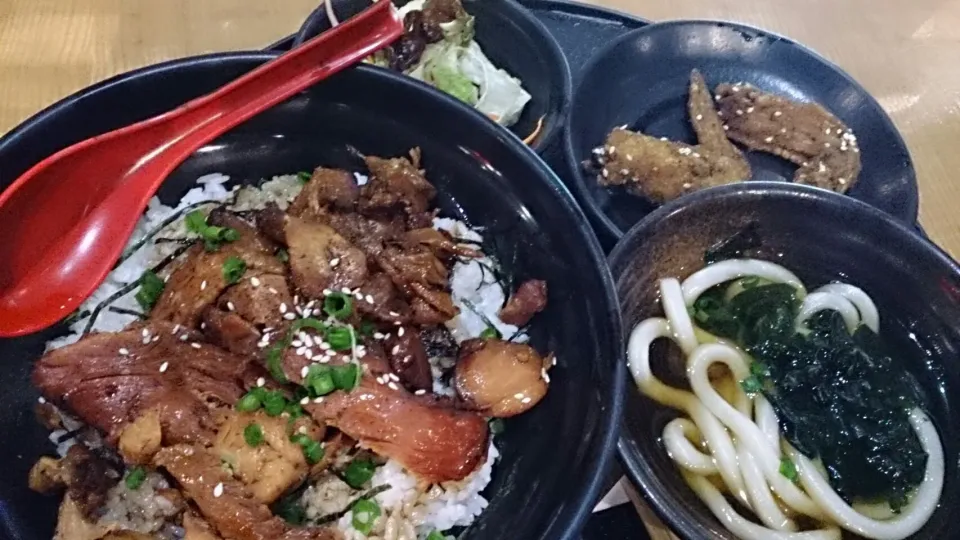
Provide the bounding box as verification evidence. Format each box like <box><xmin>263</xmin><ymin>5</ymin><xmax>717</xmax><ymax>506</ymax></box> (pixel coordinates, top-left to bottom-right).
<box><xmin>291</xmin><ymin>0</ymin><xmax>574</xmax><ymax>153</ymax></box>
<box><xmin>0</xmin><ymin>50</ymin><xmax>623</xmax><ymax>540</ymax></box>
<box><xmin>563</xmin><ymin>18</ymin><xmax>920</xmax><ymax>242</ymax></box>
<box><xmin>610</xmin><ymin>180</ymin><xmax>955</xmax><ymax>540</ymax></box>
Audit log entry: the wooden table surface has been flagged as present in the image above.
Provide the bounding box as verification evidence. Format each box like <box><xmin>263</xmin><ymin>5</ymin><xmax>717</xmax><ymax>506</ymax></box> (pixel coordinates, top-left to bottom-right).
<box><xmin>4</xmin><ymin>0</ymin><xmax>956</xmax><ymax>538</ymax></box>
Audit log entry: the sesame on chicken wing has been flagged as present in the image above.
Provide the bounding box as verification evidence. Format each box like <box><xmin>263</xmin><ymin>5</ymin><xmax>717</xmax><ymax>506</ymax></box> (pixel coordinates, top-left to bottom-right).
<box><xmin>595</xmin><ymin>71</ymin><xmax>751</xmax><ymax>202</ymax></box>
<box><xmin>714</xmin><ymin>82</ymin><xmax>861</xmax><ymax>192</ymax></box>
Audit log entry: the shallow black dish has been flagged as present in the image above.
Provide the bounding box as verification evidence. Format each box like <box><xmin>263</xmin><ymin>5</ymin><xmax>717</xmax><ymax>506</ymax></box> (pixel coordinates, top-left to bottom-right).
<box><xmin>293</xmin><ymin>0</ymin><xmax>572</xmax><ymax>152</ymax></box>
<box><xmin>609</xmin><ymin>182</ymin><xmax>959</xmax><ymax>540</ymax></box>
<box><xmin>0</xmin><ymin>53</ymin><xmax>621</xmax><ymax>540</ymax></box>
<box><xmin>565</xmin><ymin>20</ymin><xmax>919</xmax><ymax>243</ymax></box>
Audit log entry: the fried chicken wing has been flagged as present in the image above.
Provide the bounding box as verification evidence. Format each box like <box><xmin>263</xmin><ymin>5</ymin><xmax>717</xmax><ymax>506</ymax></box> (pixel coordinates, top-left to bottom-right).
<box><xmin>715</xmin><ymin>82</ymin><xmax>861</xmax><ymax>192</ymax></box>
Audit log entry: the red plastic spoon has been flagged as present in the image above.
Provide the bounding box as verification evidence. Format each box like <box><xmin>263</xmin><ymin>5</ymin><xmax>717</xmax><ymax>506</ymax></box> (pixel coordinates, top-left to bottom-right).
<box><xmin>0</xmin><ymin>1</ymin><xmax>402</xmax><ymax>337</ymax></box>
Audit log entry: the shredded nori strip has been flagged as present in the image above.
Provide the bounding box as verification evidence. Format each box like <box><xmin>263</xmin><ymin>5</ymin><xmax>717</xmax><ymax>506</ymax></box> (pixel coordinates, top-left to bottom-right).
<box><xmin>82</xmin><ymin>244</ymin><xmax>190</xmax><ymax>334</ymax></box>
<box><xmin>107</xmin><ymin>307</ymin><xmax>146</xmax><ymax>319</ymax></box>
<box><xmin>693</xmin><ymin>281</ymin><xmax>928</xmax><ymax>508</ymax></box>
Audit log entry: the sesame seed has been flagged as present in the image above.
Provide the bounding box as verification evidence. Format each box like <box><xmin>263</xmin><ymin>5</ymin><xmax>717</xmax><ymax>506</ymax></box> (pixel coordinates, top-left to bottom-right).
<box><xmin>142</xmin><ymin>336</ymin><xmax>151</xmax><ymax>344</ymax></box>
<box><xmin>191</xmin><ymin>343</ymin><xmax>201</xmax><ymax>349</ymax></box>
<box><xmin>552</xmin><ymin>356</ymin><xmax>557</xmax><ymax>366</ymax></box>
<box><xmin>677</xmin><ymin>147</ymin><xmax>692</xmax><ymax>156</ymax></box>
<box><xmin>256</xmin><ymin>377</ymin><xmax>265</xmax><ymax>387</ymax></box>
<box><xmin>773</xmin><ymin>111</ymin><xmax>782</xmax><ymax>117</ymax></box>
<box><xmin>373</xmin><ymin>332</ymin><xmax>385</xmax><ymax>340</ymax></box>
<box><xmin>283</xmin><ymin>313</ymin><xmax>296</xmax><ymax>320</ymax></box>
<box><xmin>620</xmin><ymin>168</ymin><xmax>630</xmax><ymax>174</ymax></box>
<box><xmin>365</xmin><ymin>295</ymin><xmax>374</xmax><ymax>304</ymax></box>
<box><xmin>715</xmin><ymin>94</ymin><xmax>722</xmax><ymax>100</ymax></box>
<box><xmin>269</xmin><ymin>287</ymin><xmax>279</xmax><ymax>294</ymax></box>
<box><xmin>691</xmin><ymin>154</ymin><xmax>700</xmax><ymax>159</ymax></box>
<box><xmin>723</xmin><ymin>125</ymin><xmax>729</xmax><ymax>131</ymax></box>
<box><xmin>819</xmin><ymin>162</ymin><xmax>827</xmax><ymax>173</ymax></box>
<box><xmin>341</xmin><ymin>287</ymin><xmax>351</xmax><ymax>294</ymax></box>
<box><xmin>764</xmin><ymin>136</ymin><xmax>773</xmax><ymax>143</ymax></box>
<box><xmin>319</xmin><ymin>342</ymin><xmax>331</xmax><ymax>351</ymax></box>
<box><xmin>213</xmin><ymin>483</ymin><xmax>223</xmax><ymax>497</ymax></box>
<box><xmin>325</xmin><ymin>350</ymin><xmax>336</xmax><ymax>357</ymax></box>
<box><xmin>838</xmin><ymin>178</ymin><xmax>847</xmax><ymax>185</ymax></box>
<box><xmin>626</xmin><ymin>154</ymin><xmax>633</xmax><ymax>161</ymax></box>
<box><xmin>313</xmin><ymin>397</ymin><xmax>325</xmax><ymax>403</ymax></box>
<box><xmin>414</xmin><ymin>389</ymin><xmax>426</xmax><ymax>396</ymax></box>
<box><xmin>736</xmin><ymin>109</ymin><xmax>743</xmax><ymax>116</ymax></box>
<box><xmin>300</xmin><ymin>397</ymin><xmax>309</xmax><ymax>405</ymax></box>
<box><xmin>542</xmin><ymin>368</ymin><xmax>551</xmax><ymax>383</ymax></box>
<box><xmin>200</xmin><ymin>280</ymin><xmax>207</xmax><ymax>291</ymax></box>
<box><xmin>391</xmin><ymin>345</ymin><xmax>400</xmax><ymax>355</ymax></box>
<box><xmin>292</xmin><ymin>340</ymin><xmax>303</xmax><ymax>347</ymax></box>
<box><xmin>119</xmin><ymin>348</ymin><xmax>129</xmax><ymax>355</ymax></box>
<box><xmin>376</xmin><ymin>376</ymin><xmax>385</xmax><ymax>385</ymax></box>
<box><xmin>201</xmin><ymin>322</ymin><xmax>206</xmax><ymax>330</ymax></box>
<box><xmin>301</xmin><ymin>366</ymin><xmax>309</xmax><ymax>378</ymax></box>
<box><xmin>388</xmin><ymin>382</ymin><xmax>399</xmax><ymax>391</ymax></box>
<box><xmin>142</xmin><ymin>328</ymin><xmax>150</xmax><ymax>338</ymax></box>
<box><xmin>305</xmin><ymin>350</ymin><xmax>314</xmax><ymax>360</ymax></box>
<box><xmin>695</xmin><ymin>114</ymin><xmax>703</xmax><ymax>120</ymax></box>
<box><xmin>180</xmin><ymin>334</ymin><xmax>189</xmax><ymax>341</ymax></box>
<box><xmin>398</xmin><ymin>327</ymin><xmax>405</xmax><ymax>337</ymax></box>
<box><xmin>159</xmin><ymin>362</ymin><xmax>169</xmax><ymax>373</ymax></box>
<box><xmin>357</xmin><ymin>350</ymin><xmax>367</xmax><ymax>358</ymax></box>
<box><xmin>297</xmin><ymin>346</ymin><xmax>307</xmax><ymax>356</ymax></box>
<box><xmin>353</xmin><ymin>292</ymin><xmax>363</xmax><ymax>301</ymax></box>
<box><xmin>172</xmin><ymin>324</ymin><xmax>181</xmax><ymax>334</ymax></box>
<box><xmin>279</xmin><ymin>303</ymin><xmax>287</xmax><ymax>314</ymax></box>
<box><xmin>388</xmin><ymin>373</ymin><xmax>400</xmax><ymax>382</ymax></box>
<box><xmin>330</xmin><ymin>258</ymin><xmax>340</xmax><ymax>267</ymax></box>
<box><xmin>388</xmin><ymin>311</ymin><xmax>399</xmax><ymax>318</ymax></box>
<box><xmin>825</xmin><ymin>128</ymin><xmax>831</xmax><ymax>135</ymax></box>
<box><xmin>297</xmin><ymin>425</ymin><xmax>307</xmax><ymax>434</ymax></box>
<box><xmin>659</xmin><ymin>137</ymin><xmax>668</xmax><ymax>141</ymax></box>
<box><xmin>513</xmin><ymin>393</ymin><xmax>525</xmax><ymax>399</ymax></box>
<box><xmin>322</xmin><ymin>289</ymin><xmax>332</xmax><ymax>296</ymax></box>
<box><xmin>152</xmin><ymin>335</ymin><xmax>159</xmax><ymax>342</ymax></box>
<box><xmin>521</xmin><ymin>397</ymin><xmax>532</xmax><ymax>404</ymax></box>
<box><xmin>38</xmin><ymin>397</ymin><xmax>46</xmax><ymax>404</ymax></box>
<box><xmin>682</xmin><ymin>182</ymin><xmax>693</xmax><ymax>189</ymax></box>
<box><xmin>746</xmin><ymin>107</ymin><xmax>754</xmax><ymax>113</ymax></box>
<box><xmin>780</xmin><ymin>128</ymin><xmax>787</xmax><ymax>133</ymax></box>
<box><xmin>250</xmin><ymin>277</ymin><xmax>261</xmax><ymax>287</ymax></box>
<box><xmin>824</xmin><ymin>142</ymin><xmax>831</xmax><ymax>148</ymax></box>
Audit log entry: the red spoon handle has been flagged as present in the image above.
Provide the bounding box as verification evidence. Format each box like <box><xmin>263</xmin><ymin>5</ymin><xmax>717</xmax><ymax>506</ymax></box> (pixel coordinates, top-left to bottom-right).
<box><xmin>138</xmin><ymin>0</ymin><xmax>402</xmax><ymax>176</ymax></box>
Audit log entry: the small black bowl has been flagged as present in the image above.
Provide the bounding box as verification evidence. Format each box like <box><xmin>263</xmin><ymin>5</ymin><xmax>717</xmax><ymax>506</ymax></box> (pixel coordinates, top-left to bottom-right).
<box><xmin>0</xmin><ymin>53</ymin><xmax>619</xmax><ymax>540</ymax></box>
<box><xmin>293</xmin><ymin>0</ymin><xmax>572</xmax><ymax>152</ymax></box>
<box><xmin>564</xmin><ymin>20</ymin><xmax>919</xmax><ymax>243</ymax></box>
<box><xmin>609</xmin><ymin>182</ymin><xmax>959</xmax><ymax>540</ymax></box>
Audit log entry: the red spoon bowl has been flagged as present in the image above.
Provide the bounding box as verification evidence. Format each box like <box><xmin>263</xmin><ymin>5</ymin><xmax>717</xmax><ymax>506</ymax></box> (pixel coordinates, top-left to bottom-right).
<box><xmin>0</xmin><ymin>0</ymin><xmax>401</xmax><ymax>337</ymax></box>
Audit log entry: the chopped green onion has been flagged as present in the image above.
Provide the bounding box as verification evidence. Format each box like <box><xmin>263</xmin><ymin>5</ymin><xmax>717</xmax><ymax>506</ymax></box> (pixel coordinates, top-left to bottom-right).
<box><xmin>236</xmin><ymin>391</ymin><xmax>262</xmax><ymax>412</ymax></box>
<box><xmin>285</xmin><ymin>401</ymin><xmax>304</xmax><ymax>419</ymax></box>
<box><xmin>479</xmin><ymin>326</ymin><xmax>500</xmax><ymax>339</ymax></box>
<box><xmin>426</xmin><ymin>532</ymin><xmax>447</xmax><ymax>540</ymax></box>
<box><xmin>331</xmin><ymin>363</ymin><xmax>360</xmax><ymax>391</ymax></box>
<box><xmin>135</xmin><ymin>270</ymin><xmax>165</xmax><ymax>310</ymax></box>
<box><xmin>266</xmin><ymin>343</ymin><xmax>288</xmax><ymax>383</ymax></box>
<box><xmin>262</xmin><ymin>391</ymin><xmax>287</xmax><ymax>417</ymax></box>
<box><xmin>324</xmin><ymin>292</ymin><xmax>353</xmax><ymax>320</ymax></box>
<box><xmin>740</xmin><ymin>376</ymin><xmax>763</xmax><ymax>395</ymax></box>
<box><xmin>325</xmin><ymin>326</ymin><xmax>353</xmax><ymax>351</ymax></box>
<box><xmin>297</xmin><ymin>171</ymin><xmax>312</xmax><ymax>183</ymax></box>
<box><xmin>124</xmin><ymin>466</ymin><xmax>147</xmax><ymax>490</ymax></box>
<box><xmin>220</xmin><ymin>228</ymin><xmax>239</xmax><ymax>242</ymax></box>
<box><xmin>277</xmin><ymin>249</ymin><xmax>289</xmax><ymax>263</ymax></box>
<box><xmin>489</xmin><ymin>418</ymin><xmax>505</xmax><ymax>435</ymax></box>
<box><xmin>779</xmin><ymin>457</ymin><xmax>799</xmax><ymax>482</ymax></box>
<box><xmin>185</xmin><ymin>210</ymin><xmax>208</xmax><ymax>233</ymax></box>
<box><xmin>244</xmin><ymin>423</ymin><xmax>264</xmax><ymax>447</ymax></box>
<box><xmin>222</xmin><ymin>256</ymin><xmax>247</xmax><ymax>284</ymax></box>
<box><xmin>358</xmin><ymin>320</ymin><xmax>376</xmax><ymax>337</ymax></box>
<box><xmin>305</xmin><ymin>366</ymin><xmax>336</xmax><ymax>397</ymax></box>
<box><xmin>290</xmin><ymin>433</ymin><xmax>324</xmax><ymax>464</ymax></box>
<box><xmin>342</xmin><ymin>458</ymin><xmax>376</xmax><ymax>489</ymax></box>
<box><xmin>749</xmin><ymin>361</ymin><xmax>769</xmax><ymax>379</ymax></box>
<box><xmin>351</xmin><ymin>498</ymin><xmax>381</xmax><ymax>534</ymax></box>
<box><xmin>292</xmin><ymin>318</ymin><xmax>328</xmax><ymax>334</ymax></box>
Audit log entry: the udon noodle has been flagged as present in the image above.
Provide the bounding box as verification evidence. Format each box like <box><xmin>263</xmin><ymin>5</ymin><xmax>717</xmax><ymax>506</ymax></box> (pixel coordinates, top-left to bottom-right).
<box><xmin>627</xmin><ymin>259</ymin><xmax>944</xmax><ymax>540</ymax></box>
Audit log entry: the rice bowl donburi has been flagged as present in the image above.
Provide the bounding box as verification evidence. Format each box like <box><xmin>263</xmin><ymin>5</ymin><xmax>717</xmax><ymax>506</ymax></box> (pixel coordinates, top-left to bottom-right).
<box><xmin>27</xmin><ymin>149</ymin><xmax>555</xmax><ymax>540</ymax></box>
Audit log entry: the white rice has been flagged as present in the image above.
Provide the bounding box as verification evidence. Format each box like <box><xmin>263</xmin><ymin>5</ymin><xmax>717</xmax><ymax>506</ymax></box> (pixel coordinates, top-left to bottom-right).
<box><xmin>43</xmin><ymin>173</ymin><xmax>515</xmax><ymax>538</ymax></box>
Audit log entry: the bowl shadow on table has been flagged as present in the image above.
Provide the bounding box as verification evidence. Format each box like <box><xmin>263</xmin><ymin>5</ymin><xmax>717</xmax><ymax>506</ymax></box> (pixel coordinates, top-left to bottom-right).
<box><xmin>608</xmin><ymin>183</ymin><xmax>959</xmax><ymax>540</ymax></box>
<box><xmin>0</xmin><ymin>54</ymin><xmax>620</xmax><ymax>540</ymax></box>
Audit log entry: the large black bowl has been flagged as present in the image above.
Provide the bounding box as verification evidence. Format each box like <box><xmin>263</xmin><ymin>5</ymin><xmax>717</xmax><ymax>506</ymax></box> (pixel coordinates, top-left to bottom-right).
<box><xmin>565</xmin><ymin>20</ymin><xmax>919</xmax><ymax>243</ymax></box>
<box><xmin>293</xmin><ymin>0</ymin><xmax>572</xmax><ymax>152</ymax></box>
<box><xmin>0</xmin><ymin>53</ymin><xmax>621</xmax><ymax>540</ymax></box>
<box><xmin>609</xmin><ymin>182</ymin><xmax>959</xmax><ymax>539</ymax></box>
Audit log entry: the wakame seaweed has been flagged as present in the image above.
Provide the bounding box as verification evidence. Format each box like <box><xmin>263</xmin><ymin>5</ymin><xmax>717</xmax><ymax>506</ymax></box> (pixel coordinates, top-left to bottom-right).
<box><xmin>692</xmin><ymin>281</ymin><xmax>928</xmax><ymax>508</ymax></box>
